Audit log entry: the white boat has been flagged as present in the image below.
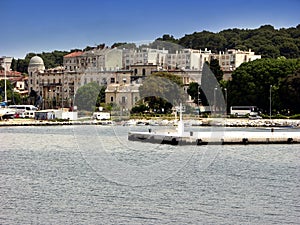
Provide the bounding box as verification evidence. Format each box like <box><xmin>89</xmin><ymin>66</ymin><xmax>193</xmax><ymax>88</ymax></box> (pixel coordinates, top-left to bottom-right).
<box><xmin>123</xmin><ymin>120</ymin><xmax>136</xmax><ymax>126</ymax></box>
<box><xmin>94</xmin><ymin>120</ymin><xmax>115</xmax><ymax>125</ymax></box>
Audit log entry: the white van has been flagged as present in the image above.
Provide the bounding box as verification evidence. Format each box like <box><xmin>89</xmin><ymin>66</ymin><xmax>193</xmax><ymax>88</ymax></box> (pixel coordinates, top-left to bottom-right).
<box><xmin>92</xmin><ymin>112</ymin><xmax>110</xmax><ymax>120</ymax></box>
<box><xmin>8</xmin><ymin>105</ymin><xmax>38</xmax><ymax>118</ymax></box>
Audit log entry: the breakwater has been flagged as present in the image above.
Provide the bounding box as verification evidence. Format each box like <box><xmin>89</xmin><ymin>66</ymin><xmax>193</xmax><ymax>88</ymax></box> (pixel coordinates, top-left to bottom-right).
<box><xmin>0</xmin><ymin>118</ymin><xmax>299</xmax><ymax>128</ymax></box>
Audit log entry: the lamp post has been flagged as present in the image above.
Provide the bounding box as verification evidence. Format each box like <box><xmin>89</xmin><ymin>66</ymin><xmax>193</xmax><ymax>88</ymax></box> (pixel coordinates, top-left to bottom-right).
<box><xmin>223</xmin><ymin>88</ymin><xmax>227</xmax><ymax>114</ymax></box>
<box><xmin>269</xmin><ymin>85</ymin><xmax>272</xmax><ymax>119</ymax></box>
<box><xmin>2</xmin><ymin>58</ymin><xmax>12</xmax><ymax>105</ymax></box>
<box><xmin>197</xmin><ymin>84</ymin><xmax>201</xmax><ymax>116</ymax></box>
<box><xmin>4</xmin><ymin>62</ymin><xmax>7</xmax><ymax>103</ymax></box>
<box><xmin>214</xmin><ymin>87</ymin><xmax>217</xmax><ymax>113</ymax></box>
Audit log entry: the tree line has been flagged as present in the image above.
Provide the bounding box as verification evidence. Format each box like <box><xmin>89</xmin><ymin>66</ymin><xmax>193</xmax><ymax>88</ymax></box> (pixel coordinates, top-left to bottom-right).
<box><xmin>9</xmin><ymin>24</ymin><xmax>300</xmax><ymax>74</ymax></box>
<box><xmin>158</xmin><ymin>24</ymin><xmax>300</xmax><ymax>59</ymax></box>
<box><xmin>226</xmin><ymin>58</ymin><xmax>300</xmax><ymax>115</ymax></box>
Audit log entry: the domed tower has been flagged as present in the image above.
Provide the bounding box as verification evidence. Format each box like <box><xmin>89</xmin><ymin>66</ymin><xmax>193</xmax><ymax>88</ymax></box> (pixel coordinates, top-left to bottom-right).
<box><xmin>28</xmin><ymin>56</ymin><xmax>45</xmax><ymax>102</ymax></box>
<box><xmin>28</xmin><ymin>55</ymin><xmax>45</xmax><ymax>75</ymax></box>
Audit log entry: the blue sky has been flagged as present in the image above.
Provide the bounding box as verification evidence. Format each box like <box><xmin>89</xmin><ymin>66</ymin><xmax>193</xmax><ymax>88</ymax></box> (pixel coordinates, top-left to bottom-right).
<box><xmin>1</xmin><ymin>0</ymin><xmax>300</xmax><ymax>59</ymax></box>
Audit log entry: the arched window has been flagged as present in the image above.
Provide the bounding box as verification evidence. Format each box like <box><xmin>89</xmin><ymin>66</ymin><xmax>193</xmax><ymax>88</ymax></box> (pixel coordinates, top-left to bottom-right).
<box><xmin>142</xmin><ymin>68</ymin><xmax>146</xmax><ymax>76</ymax></box>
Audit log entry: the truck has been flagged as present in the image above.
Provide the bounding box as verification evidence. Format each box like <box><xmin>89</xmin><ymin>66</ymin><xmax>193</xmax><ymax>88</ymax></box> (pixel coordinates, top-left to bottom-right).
<box><xmin>92</xmin><ymin>112</ymin><xmax>110</xmax><ymax>120</ymax></box>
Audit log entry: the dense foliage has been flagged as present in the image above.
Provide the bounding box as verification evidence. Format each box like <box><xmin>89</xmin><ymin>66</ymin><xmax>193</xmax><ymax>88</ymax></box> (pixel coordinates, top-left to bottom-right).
<box><xmin>227</xmin><ymin>58</ymin><xmax>300</xmax><ymax>114</ymax></box>
<box><xmin>158</xmin><ymin>24</ymin><xmax>300</xmax><ymax>58</ymax></box>
<box><xmin>74</xmin><ymin>82</ymin><xmax>105</xmax><ymax>111</ymax></box>
<box><xmin>11</xmin><ymin>24</ymin><xmax>300</xmax><ymax>75</ymax></box>
<box><xmin>11</xmin><ymin>51</ymin><xmax>69</xmax><ymax>74</ymax></box>
<box><xmin>136</xmin><ymin>72</ymin><xmax>186</xmax><ymax>113</ymax></box>
<box><xmin>187</xmin><ymin>82</ymin><xmax>208</xmax><ymax>106</ymax></box>
<box><xmin>0</xmin><ymin>80</ymin><xmax>22</xmax><ymax>104</ymax></box>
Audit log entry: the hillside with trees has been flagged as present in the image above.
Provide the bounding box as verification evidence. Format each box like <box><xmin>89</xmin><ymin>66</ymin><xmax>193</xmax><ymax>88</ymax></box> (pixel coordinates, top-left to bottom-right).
<box><xmin>10</xmin><ymin>24</ymin><xmax>300</xmax><ymax>74</ymax></box>
<box><xmin>159</xmin><ymin>24</ymin><xmax>300</xmax><ymax>58</ymax></box>
<box><xmin>10</xmin><ymin>51</ymin><xmax>69</xmax><ymax>74</ymax></box>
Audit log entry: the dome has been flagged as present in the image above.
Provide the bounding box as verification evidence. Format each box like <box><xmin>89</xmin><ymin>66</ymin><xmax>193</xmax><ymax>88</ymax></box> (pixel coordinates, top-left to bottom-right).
<box><xmin>29</xmin><ymin>56</ymin><xmax>44</xmax><ymax>66</ymax></box>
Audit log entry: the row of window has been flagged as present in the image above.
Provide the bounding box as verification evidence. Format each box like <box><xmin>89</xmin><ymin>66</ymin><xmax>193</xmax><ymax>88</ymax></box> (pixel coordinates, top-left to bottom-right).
<box><xmin>109</xmin><ymin>96</ymin><xmax>139</xmax><ymax>104</ymax></box>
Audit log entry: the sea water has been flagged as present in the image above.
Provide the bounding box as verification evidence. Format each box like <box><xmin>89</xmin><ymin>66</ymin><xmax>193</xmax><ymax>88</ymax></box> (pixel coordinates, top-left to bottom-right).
<box><xmin>0</xmin><ymin>125</ymin><xmax>299</xmax><ymax>224</ymax></box>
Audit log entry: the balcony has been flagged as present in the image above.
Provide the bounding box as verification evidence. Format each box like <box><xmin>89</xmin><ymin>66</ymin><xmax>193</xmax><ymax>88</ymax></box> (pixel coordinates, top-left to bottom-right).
<box><xmin>40</xmin><ymin>82</ymin><xmax>62</xmax><ymax>87</ymax></box>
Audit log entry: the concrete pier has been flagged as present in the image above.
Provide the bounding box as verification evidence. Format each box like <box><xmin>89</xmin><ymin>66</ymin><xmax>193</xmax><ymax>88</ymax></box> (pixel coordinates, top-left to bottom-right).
<box><xmin>128</xmin><ymin>130</ymin><xmax>300</xmax><ymax>145</ymax></box>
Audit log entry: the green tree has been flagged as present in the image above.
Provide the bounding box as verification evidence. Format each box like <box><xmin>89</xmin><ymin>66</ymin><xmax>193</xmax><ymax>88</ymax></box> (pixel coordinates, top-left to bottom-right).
<box><xmin>279</xmin><ymin>68</ymin><xmax>300</xmax><ymax>114</ymax></box>
<box><xmin>178</xmin><ymin>24</ymin><xmax>300</xmax><ymax>58</ymax></box>
<box><xmin>138</xmin><ymin>72</ymin><xmax>186</xmax><ymax>113</ymax></box>
<box><xmin>227</xmin><ymin>58</ymin><xmax>300</xmax><ymax>114</ymax></box>
<box><xmin>131</xmin><ymin>103</ymin><xmax>149</xmax><ymax>114</ymax></box>
<box><xmin>207</xmin><ymin>59</ymin><xmax>223</xmax><ymax>82</ymax></box>
<box><xmin>0</xmin><ymin>80</ymin><xmax>22</xmax><ymax>104</ymax></box>
<box><xmin>156</xmin><ymin>34</ymin><xmax>178</xmax><ymax>44</ymax></box>
<box><xmin>74</xmin><ymin>82</ymin><xmax>105</xmax><ymax>111</ymax></box>
<box><xmin>187</xmin><ymin>82</ymin><xmax>208</xmax><ymax>106</ymax></box>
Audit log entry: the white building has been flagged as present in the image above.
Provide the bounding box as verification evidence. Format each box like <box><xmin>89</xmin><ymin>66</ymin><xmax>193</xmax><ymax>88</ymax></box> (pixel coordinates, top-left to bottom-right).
<box><xmin>122</xmin><ymin>48</ymin><xmax>168</xmax><ymax>69</ymax></box>
<box><xmin>214</xmin><ymin>49</ymin><xmax>261</xmax><ymax>72</ymax></box>
<box><xmin>166</xmin><ymin>48</ymin><xmax>212</xmax><ymax>70</ymax></box>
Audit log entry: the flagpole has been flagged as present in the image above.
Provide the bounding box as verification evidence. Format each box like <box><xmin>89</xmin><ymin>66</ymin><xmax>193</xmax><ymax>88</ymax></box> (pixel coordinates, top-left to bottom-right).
<box><xmin>4</xmin><ymin>62</ymin><xmax>7</xmax><ymax>103</ymax></box>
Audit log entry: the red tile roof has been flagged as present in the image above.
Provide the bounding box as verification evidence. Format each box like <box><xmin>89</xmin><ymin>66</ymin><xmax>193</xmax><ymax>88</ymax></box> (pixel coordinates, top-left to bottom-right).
<box><xmin>0</xmin><ymin>70</ymin><xmax>22</xmax><ymax>76</ymax></box>
<box><xmin>64</xmin><ymin>51</ymin><xmax>83</xmax><ymax>58</ymax></box>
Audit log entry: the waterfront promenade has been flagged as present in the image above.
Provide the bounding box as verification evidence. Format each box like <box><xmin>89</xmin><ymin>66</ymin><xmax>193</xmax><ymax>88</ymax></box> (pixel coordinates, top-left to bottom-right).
<box><xmin>0</xmin><ymin>118</ymin><xmax>299</xmax><ymax>127</ymax></box>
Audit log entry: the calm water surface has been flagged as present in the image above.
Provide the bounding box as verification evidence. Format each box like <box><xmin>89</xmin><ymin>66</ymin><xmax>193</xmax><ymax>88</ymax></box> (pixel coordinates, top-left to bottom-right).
<box><xmin>0</xmin><ymin>125</ymin><xmax>299</xmax><ymax>224</ymax></box>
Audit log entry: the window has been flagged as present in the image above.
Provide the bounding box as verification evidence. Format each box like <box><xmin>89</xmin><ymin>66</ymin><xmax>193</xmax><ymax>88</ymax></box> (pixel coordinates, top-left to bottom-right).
<box><xmin>111</xmin><ymin>77</ymin><xmax>115</xmax><ymax>83</ymax></box>
<box><xmin>110</xmin><ymin>96</ymin><xmax>114</xmax><ymax>102</ymax></box>
<box><xmin>122</xmin><ymin>96</ymin><xmax>126</xmax><ymax>103</ymax></box>
<box><xmin>142</xmin><ymin>68</ymin><xmax>146</xmax><ymax>76</ymax></box>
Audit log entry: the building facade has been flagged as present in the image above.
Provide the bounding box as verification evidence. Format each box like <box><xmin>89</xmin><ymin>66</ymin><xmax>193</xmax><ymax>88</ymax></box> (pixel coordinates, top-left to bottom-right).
<box><xmin>166</xmin><ymin>48</ymin><xmax>212</xmax><ymax>71</ymax></box>
<box><xmin>27</xmin><ymin>46</ymin><xmax>260</xmax><ymax>111</ymax></box>
<box><xmin>213</xmin><ymin>49</ymin><xmax>261</xmax><ymax>79</ymax></box>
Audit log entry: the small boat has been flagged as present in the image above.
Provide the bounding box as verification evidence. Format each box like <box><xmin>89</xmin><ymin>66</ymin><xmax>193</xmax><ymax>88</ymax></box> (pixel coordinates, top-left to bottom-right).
<box><xmin>123</xmin><ymin>120</ymin><xmax>136</xmax><ymax>126</ymax></box>
<box><xmin>136</xmin><ymin>121</ymin><xmax>149</xmax><ymax>126</ymax></box>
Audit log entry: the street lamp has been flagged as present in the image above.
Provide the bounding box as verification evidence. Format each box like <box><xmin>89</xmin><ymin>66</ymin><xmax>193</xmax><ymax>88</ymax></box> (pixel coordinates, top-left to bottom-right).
<box><xmin>2</xmin><ymin>58</ymin><xmax>13</xmax><ymax>105</ymax></box>
<box><xmin>269</xmin><ymin>85</ymin><xmax>272</xmax><ymax>119</ymax></box>
<box><xmin>223</xmin><ymin>88</ymin><xmax>227</xmax><ymax>113</ymax></box>
<box><xmin>214</xmin><ymin>87</ymin><xmax>217</xmax><ymax>113</ymax></box>
<box><xmin>4</xmin><ymin>62</ymin><xmax>7</xmax><ymax>103</ymax></box>
<box><xmin>197</xmin><ymin>84</ymin><xmax>201</xmax><ymax>116</ymax></box>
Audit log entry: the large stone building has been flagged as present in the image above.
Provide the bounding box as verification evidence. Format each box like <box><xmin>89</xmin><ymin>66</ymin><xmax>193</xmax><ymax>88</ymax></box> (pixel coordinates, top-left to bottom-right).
<box><xmin>28</xmin><ymin>46</ymin><xmax>260</xmax><ymax>111</ymax></box>
<box><xmin>28</xmin><ymin>56</ymin><xmax>66</xmax><ymax>108</ymax></box>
